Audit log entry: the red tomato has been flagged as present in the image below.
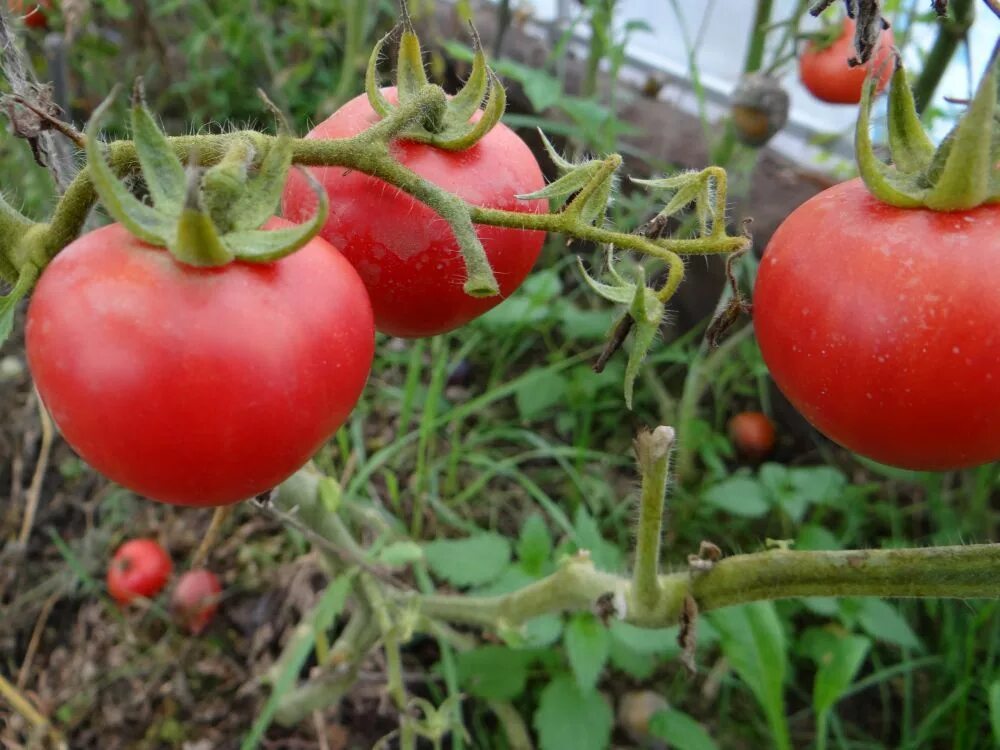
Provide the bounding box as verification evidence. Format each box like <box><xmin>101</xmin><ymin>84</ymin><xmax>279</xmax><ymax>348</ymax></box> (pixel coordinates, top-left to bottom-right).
<box><xmin>171</xmin><ymin>569</ymin><xmax>221</xmax><ymax>634</ymax></box>
<box><xmin>107</xmin><ymin>539</ymin><xmax>172</xmax><ymax>605</ymax></box>
<box><xmin>7</xmin><ymin>0</ymin><xmax>49</xmax><ymax>29</ymax></box>
<box><xmin>282</xmin><ymin>88</ymin><xmax>547</xmax><ymax>338</ymax></box>
<box><xmin>728</xmin><ymin>411</ymin><xmax>776</xmax><ymax>461</ymax></box>
<box><xmin>26</xmin><ymin>219</ymin><xmax>375</xmax><ymax>506</ymax></box>
<box><xmin>799</xmin><ymin>19</ymin><xmax>894</xmax><ymax>104</ymax></box>
<box><xmin>753</xmin><ymin>178</ymin><xmax>1000</xmax><ymax>470</ymax></box>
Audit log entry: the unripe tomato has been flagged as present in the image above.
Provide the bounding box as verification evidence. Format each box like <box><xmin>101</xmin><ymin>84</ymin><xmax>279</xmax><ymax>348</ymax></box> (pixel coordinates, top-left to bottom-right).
<box><xmin>171</xmin><ymin>569</ymin><xmax>221</xmax><ymax>634</ymax></box>
<box><xmin>107</xmin><ymin>539</ymin><xmax>172</xmax><ymax>605</ymax></box>
<box><xmin>728</xmin><ymin>411</ymin><xmax>776</xmax><ymax>461</ymax></box>
<box><xmin>7</xmin><ymin>0</ymin><xmax>49</xmax><ymax>29</ymax></box>
<box><xmin>26</xmin><ymin>219</ymin><xmax>375</xmax><ymax>506</ymax></box>
<box><xmin>283</xmin><ymin>88</ymin><xmax>547</xmax><ymax>338</ymax></box>
<box><xmin>753</xmin><ymin>178</ymin><xmax>1000</xmax><ymax>470</ymax></box>
<box><xmin>799</xmin><ymin>19</ymin><xmax>894</xmax><ymax>105</ymax></box>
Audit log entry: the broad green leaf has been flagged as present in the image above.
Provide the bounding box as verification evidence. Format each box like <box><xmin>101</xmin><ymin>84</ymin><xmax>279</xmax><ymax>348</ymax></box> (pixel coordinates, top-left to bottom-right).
<box><xmin>517</xmin><ymin>513</ymin><xmax>552</xmax><ymax>576</ymax></box>
<box><xmin>710</xmin><ymin>602</ymin><xmax>790</xmax><ymax>750</ymax></box>
<box><xmin>455</xmin><ymin>646</ymin><xmax>532</xmax><ymax>700</ymax></box>
<box><xmin>813</xmin><ymin>635</ymin><xmax>871</xmax><ymax>716</ymax></box>
<box><xmin>796</xmin><ymin>525</ymin><xmax>842</xmax><ymax>551</ymax></box>
<box><xmin>857</xmin><ymin>599</ymin><xmax>922</xmax><ymax>650</ymax></box>
<box><xmin>573</xmin><ymin>506</ymin><xmax>622</xmax><ymax>572</ymax></box>
<box><xmin>704</xmin><ymin>476</ymin><xmax>769</xmax><ymax>518</ymax></box>
<box><xmin>564</xmin><ymin>613</ymin><xmax>610</xmax><ymax>691</ymax></box>
<box><xmin>505</xmin><ymin>614</ymin><xmax>563</xmax><ymax>649</ymax></box>
<box><xmin>423</xmin><ymin>533</ymin><xmax>511</xmax><ymax>587</ymax></box>
<box><xmin>515</xmin><ymin>370</ymin><xmax>569</xmax><ymax>421</ymax></box>
<box><xmin>376</xmin><ymin>541</ymin><xmax>424</xmax><ymax>568</ymax></box>
<box><xmin>608</xmin><ymin>621</ymin><xmax>680</xmax><ymax>679</ymax></box>
<box><xmin>649</xmin><ymin>709</ymin><xmax>719</xmax><ymax>750</ymax></box>
<box><xmin>534</xmin><ymin>676</ymin><xmax>613</xmax><ymax>750</ymax></box>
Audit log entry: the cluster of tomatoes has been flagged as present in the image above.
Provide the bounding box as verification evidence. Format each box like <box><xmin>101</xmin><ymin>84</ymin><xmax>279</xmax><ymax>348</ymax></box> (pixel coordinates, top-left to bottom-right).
<box><xmin>25</xmin><ymin>87</ymin><xmax>545</xmax><ymax>508</ymax></box>
<box><xmin>107</xmin><ymin>539</ymin><xmax>221</xmax><ymax>634</ymax></box>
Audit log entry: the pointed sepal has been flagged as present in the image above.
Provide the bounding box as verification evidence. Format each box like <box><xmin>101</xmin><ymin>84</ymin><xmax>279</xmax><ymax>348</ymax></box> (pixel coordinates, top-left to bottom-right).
<box><xmin>131</xmin><ymin>78</ymin><xmax>185</xmax><ymax>215</ymax></box>
<box><xmin>0</xmin><ymin>263</ymin><xmax>38</xmax><ymax>348</ymax></box>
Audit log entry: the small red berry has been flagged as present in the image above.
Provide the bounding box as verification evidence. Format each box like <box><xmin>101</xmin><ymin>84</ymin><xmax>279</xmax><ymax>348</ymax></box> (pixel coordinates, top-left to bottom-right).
<box><xmin>107</xmin><ymin>538</ymin><xmax>172</xmax><ymax>605</ymax></box>
<box><xmin>171</xmin><ymin>569</ymin><xmax>222</xmax><ymax>634</ymax></box>
<box><xmin>8</xmin><ymin>0</ymin><xmax>50</xmax><ymax>30</ymax></box>
<box><xmin>728</xmin><ymin>411</ymin><xmax>776</xmax><ymax>461</ymax></box>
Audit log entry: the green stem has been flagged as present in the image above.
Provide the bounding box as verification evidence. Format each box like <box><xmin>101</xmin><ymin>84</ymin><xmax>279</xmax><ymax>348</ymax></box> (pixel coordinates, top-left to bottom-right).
<box><xmin>744</xmin><ymin>0</ymin><xmax>775</xmax><ymax>74</ymax></box>
<box><xmin>631</xmin><ymin>427</ymin><xmax>674</xmax><ymax>616</ymax></box>
<box><xmin>409</xmin><ymin>544</ymin><xmax>1000</xmax><ymax>629</ymax></box>
<box><xmin>912</xmin><ymin>0</ymin><xmax>975</xmax><ymax>114</ymax></box>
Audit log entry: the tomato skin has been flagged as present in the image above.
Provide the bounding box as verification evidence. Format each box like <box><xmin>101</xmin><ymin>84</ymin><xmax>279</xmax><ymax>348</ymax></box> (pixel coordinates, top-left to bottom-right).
<box><xmin>171</xmin><ymin>569</ymin><xmax>221</xmax><ymax>634</ymax></box>
<box><xmin>799</xmin><ymin>19</ymin><xmax>894</xmax><ymax>105</ymax></box>
<box><xmin>728</xmin><ymin>411</ymin><xmax>776</xmax><ymax>461</ymax></box>
<box><xmin>8</xmin><ymin>0</ymin><xmax>49</xmax><ymax>29</ymax></box>
<box><xmin>282</xmin><ymin>88</ymin><xmax>547</xmax><ymax>338</ymax></box>
<box><xmin>107</xmin><ymin>539</ymin><xmax>172</xmax><ymax>605</ymax></box>
<box><xmin>26</xmin><ymin>220</ymin><xmax>375</xmax><ymax>506</ymax></box>
<box><xmin>753</xmin><ymin>178</ymin><xmax>1000</xmax><ymax>470</ymax></box>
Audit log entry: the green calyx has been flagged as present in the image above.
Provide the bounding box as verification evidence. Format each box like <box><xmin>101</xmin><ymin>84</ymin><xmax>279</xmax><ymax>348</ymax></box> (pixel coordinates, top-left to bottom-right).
<box><xmin>85</xmin><ymin>80</ymin><xmax>329</xmax><ymax>267</ymax></box>
<box><xmin>856</xmin><ymin>44</ymin><xmax>1000</xmax><ymax>211</ymax></box>
<box><xmin>366</xmin><ymin>9</ymin><xmax>506</xmax><ymax>151</ymax></box>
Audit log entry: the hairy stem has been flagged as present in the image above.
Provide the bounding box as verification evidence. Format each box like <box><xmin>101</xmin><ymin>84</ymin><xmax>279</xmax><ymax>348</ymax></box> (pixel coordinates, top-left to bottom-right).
<box><xmin>631</xmin><ymin>427</ymin><xmax>675</xmax><ymax>616</ymax></box>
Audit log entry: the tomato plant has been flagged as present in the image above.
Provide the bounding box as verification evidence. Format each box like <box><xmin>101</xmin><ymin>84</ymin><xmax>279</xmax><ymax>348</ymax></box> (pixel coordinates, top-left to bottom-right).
<box><xmin>728</xmin><ymin>411</ymin><xmax>776</xmax><ymax>461</ymax></box>
<box><xmin>107</xmin><ymin>539</ymin><xmax>173</xmax><ymax>605</ymax></box>
<box><xmin>26</xmin><ymin>219</ymin><xmax>375</xmax><ymax>506</ymax></box>
<box><xmin>172</xmin><ymin>569</ymin><xmax>222</xmax><ymax>634</ymax></box>
<box><xmin>753</xmin><ymin>179</ymin><xmax>1000</xmax><ymax>470</ymax></box>
<box><xmin>283</xmin><ymin>87</ymin><xmax>547</xmax><ymax>338</ymax></box>
<box><xmin>799</xmin><ymin>19</ymin><xmax>894</xmax><ymax>104</ymax></box>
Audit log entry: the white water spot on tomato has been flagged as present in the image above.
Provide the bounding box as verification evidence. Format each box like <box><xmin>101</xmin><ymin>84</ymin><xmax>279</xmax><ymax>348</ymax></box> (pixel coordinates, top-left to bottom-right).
<box><xmin>866</xmin><ymin>392</ymin><xmax>873</xmax><ymax>399</ymax></box>
<box><xmin>801</xmin><ymin>307</ymin><xmax>810</xmax><ymax>315</ymax></box>
<box><xmin>953</xmin><ymin>346</ymin><xmax>961</xmax><ymax>354</ymax></box>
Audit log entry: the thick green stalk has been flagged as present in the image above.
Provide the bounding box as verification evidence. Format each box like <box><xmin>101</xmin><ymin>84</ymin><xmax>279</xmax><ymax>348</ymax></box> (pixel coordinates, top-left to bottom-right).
<box><xmin>912</xmin><ymin>0</ymin><xmax>975</xmax><ymax>114</ymax></box>
<box><xmin>411</xmin><ymin>544</ymin><xmax>1000</xmax><ymax>629</ymax></box>
<box><xmin>744</xmin><ymin>0</ymin><xmax>775</xmax><ymax>74</ymax></box>
<box><xmin>631</xmin><ymin>427</ymin><xmax>674</xmax><ymax>616</ymax></box>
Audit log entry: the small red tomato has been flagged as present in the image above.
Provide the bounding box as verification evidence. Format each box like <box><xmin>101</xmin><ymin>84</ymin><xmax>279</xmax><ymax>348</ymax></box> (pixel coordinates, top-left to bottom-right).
<box><xmin>799</xmin><ymin>19</ymin><xmax>894</xmax><ymax>105</ymax></box>
<box><xmin>171</xmin><ymin>569</ymin><xmax>222</xmax><ymax>634</ymax></box>
<box><xmin>753</xmin><ymin>178</ymin><xmax>1000</xmax><ymax>470</ymax></box>
<box><xmin>283</xmin><ymin>88</ymin><xmax>547</xmax><ymax>338</ymax></box>
<box><xmin>26</xmin><ymin>219</ymin><xmax>375</xmax><ymax>506</ymax></box>
<box><xmin>7</xmin><ymin>0</ymin><xmax>49</xmax><ymax>29</ymax></box>
<box><xmin>107</xmin><ymin>539</ymin><xmax>172</xmax><ymax>605</ymax></box>
<box><xmin>728</xmin><ymin>411</ymin><xmax>776</xmax><ymax>461</ymax></box>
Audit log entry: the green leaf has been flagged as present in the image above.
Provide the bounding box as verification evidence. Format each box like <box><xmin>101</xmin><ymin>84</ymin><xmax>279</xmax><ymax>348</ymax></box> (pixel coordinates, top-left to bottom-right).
<box><xmin>564</xmin><ymin>613</ymin><xmax>610</xmax><ymax>691</ymax></box>
<box><xmin>649</xmin><ymin>709</ymin><xmax>719</xmax><ymax>750</ymax></box>
<box><xmin>573</xmin><ymin>506</ymin><xmax>621</xmax><ymax>573</ymax></box>
<box><xmin>857</xmin><ymin>599</ymin><xmax>922</xmax><ymax>650</ymax></box>
<box><xmin>517</xmin><ymin>513</ymin><xmax>552</xmax><ymax>576</ymax></box>
<box><xmin>710</xmin><ymin>602</ymin><xmax>790</xmax><ymax>750</ymax></box>
<box><xmin>504</xmin><ymin>614</ymin><xmax>564</xmax><ymax>649</ymax></box>
<box><xmin>813</xmin><ymin>635</ymin><xmax>871</xmax><ymax>717</ymax></box>
<box><xmin>455</xmin><ymin>646</ymin><xmax>531</xmax><ymax>700</ymax></box>
<box><xmin>704</xmin><ymin>476</ymin><xmax>770</xmax><ymax>518</ymax></box>
<box><xmin>534</xmin><ymin>676</ymin><xmax>613</xmax><ymax>750</ymax></box>
<box><xmin>131</xmin><ymin>80</ymin><xmax>185</xmax><ymax>214</ymax></box>
<box><xmin>515</xmin><ymin>370</ymin><xmax>569</xmax><ymax>421</ymax></box>
<box><xmin>608</xmin><ymin>621</ymin><xmax>680</xmax><ymax>679</ymax></box>
<box><xmin>377</xmin><ymin>541</ymin><xmax>424</xmax><ymax>568</ymax></box>
<box><xmin>796</xmin><ymin>525</ymin><xmax>842</xmax><ymax>551</ymax></box>
<box><xmin>423</xmin><ymin>533</ymin><xmax>511</xmax><ymax>587</ymax></box>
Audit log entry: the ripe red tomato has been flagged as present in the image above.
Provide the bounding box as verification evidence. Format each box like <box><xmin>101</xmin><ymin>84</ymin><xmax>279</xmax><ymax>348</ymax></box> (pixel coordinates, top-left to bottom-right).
<box><xmin>107</xmin><ymin>539</ymin><xmax>172</xmax><ymax>605</ymax></box>
<box><xmin>7</xmin><ymin>0</ymin><xmax>49</xmax><ymax>29</ymax></box>
<box><xmin>753</xmin><ymin>178</ymin><xmax>1000</xmax><ymax>470</ymax></box>
<box><xmin>799</xmin><ymin>19</ymin><xmax>894</xmax><ymax>104</ymax></box>
<box><xmin>727</xmin><ymin>411</ymin><xmax>776</xmax><ymax>461</ymax></box>
<box><xmin>26</xmin><ymin>219</ymin><xmax>375</xmax><ymax>506</ymax></box>
<box><xmin>282</xmin><ymin>88</ymin><xmax>547</xmax><ymax>338</ymax></box>
<box><xmin>171</xmin><ymin>569</ymin><xmax>221</xmax><ymax>634</ymax></box>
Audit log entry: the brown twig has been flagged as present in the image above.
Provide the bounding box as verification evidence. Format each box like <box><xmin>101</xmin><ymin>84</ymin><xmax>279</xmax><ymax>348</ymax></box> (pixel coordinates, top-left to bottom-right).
<box><xmin>4</xmin><ymin>94</ymin><xmax>85</xmax><ymax>147</ymax></box>
<box><xmin>17</xmin><ymin>592</ymin><xmax>59</xmax><ymax>689</ymax></box>
<box><xmin>18</xmin><ymin>391</ymin><xmax>54</xmax><ymax>547</ymax></box>
<box><xmin>189</xmin><ymin>505</ymin><xmax>234</xmax><ymax>569</ymax></box>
